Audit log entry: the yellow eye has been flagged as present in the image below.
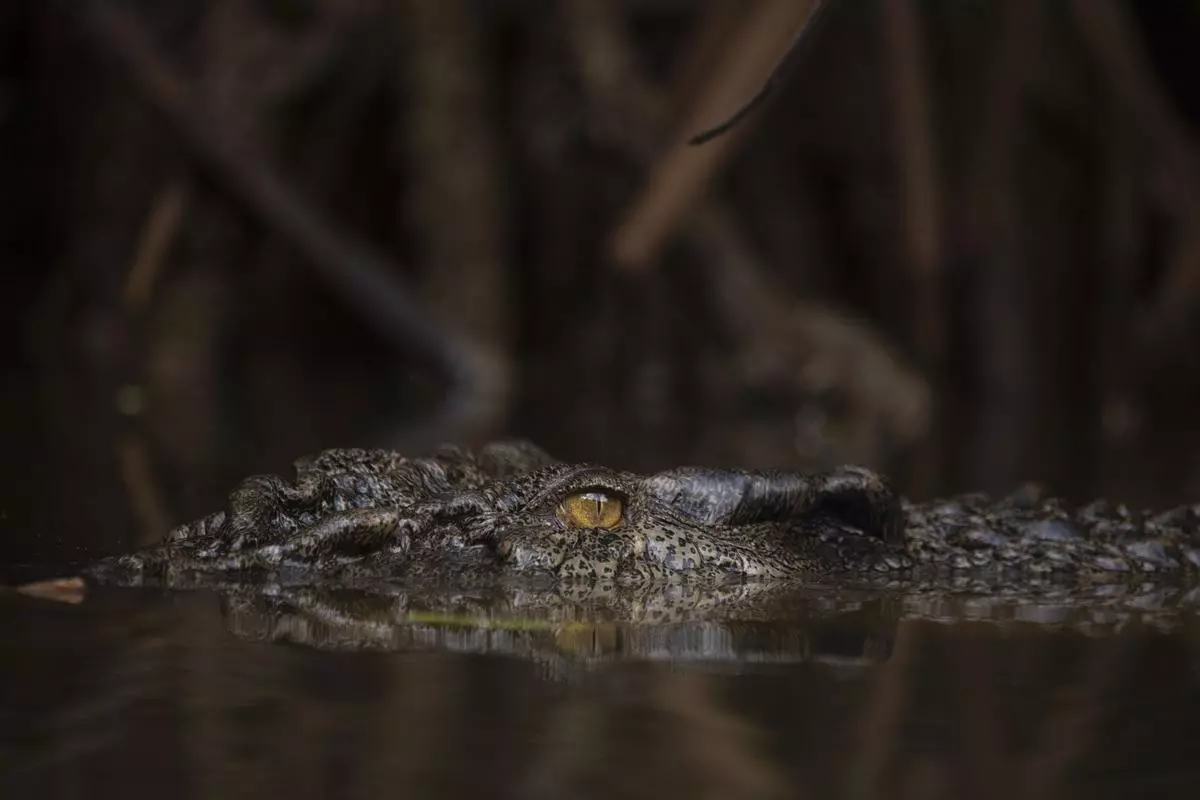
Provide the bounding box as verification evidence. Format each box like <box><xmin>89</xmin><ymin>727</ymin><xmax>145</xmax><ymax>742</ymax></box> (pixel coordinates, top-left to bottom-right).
<box><xmin>557</xmin><ymin>490</ymin><xmax>624</xmax><ymax>529</ymax></box>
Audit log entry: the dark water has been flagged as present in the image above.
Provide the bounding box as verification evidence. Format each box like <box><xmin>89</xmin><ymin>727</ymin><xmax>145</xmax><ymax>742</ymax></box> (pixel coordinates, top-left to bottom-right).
<box><xmin>6</xmin><ymin>586</ymin><xmax>1200</xmax><ymax>800</ymax></box>
<box><xmin>4</xmin><ymin>383</ymin><xmax>1200</xmax><ymax>799</ymax></box>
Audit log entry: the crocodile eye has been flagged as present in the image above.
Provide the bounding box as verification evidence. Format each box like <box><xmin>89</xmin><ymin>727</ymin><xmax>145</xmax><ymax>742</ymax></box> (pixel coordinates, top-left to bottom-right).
<box><xmin>557</xmin><ymin>490</ymin><xmax>623</xmax><ymax>529</ymax></box>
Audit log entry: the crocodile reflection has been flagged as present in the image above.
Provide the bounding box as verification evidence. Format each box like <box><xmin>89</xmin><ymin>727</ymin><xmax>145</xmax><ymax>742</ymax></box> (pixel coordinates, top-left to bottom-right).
<box><xmin>186</xmin><ymin>578</ymin><xmax>1200</xmax><ymax>677</ymax></box>
<box><xmin>214</xmin><ymin>582</ymin><xmax>899</xmax><ymax>674</ymax></box>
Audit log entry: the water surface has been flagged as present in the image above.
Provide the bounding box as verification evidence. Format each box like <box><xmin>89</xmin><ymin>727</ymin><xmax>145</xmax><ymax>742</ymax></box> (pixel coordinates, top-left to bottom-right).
<box><xmin>3</xmin><ymin>386</ymin><xmax>1200</xmax><ymax>799</ymax></box>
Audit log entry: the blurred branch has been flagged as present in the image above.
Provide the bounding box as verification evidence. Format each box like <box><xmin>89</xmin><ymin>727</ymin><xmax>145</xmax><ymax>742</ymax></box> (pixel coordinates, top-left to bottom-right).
<box><xmin>881</xmin><ymin>0</ymin><xmax>944</xmax><ymax>367</ymax></box>
<box><xmin>609</xmin><ymin>0</ymin><xmax>818</xmax><ymax>272</ymax></box>
<box><xmin>689</xmin><ymin>206</ymin><xmax>932</xmax><ymax>461</ymax></box>
<box><xmin>687</xmin><ymin>0</ymin><xmax>835</xmax><ymax>146</ymax></box>
<box><xmin>668</xmin><ymin>3</ymin><xmax>746</xmax><ymax>125</ymax></box>
<box><xmin>564</xmin><ymin>0</ymin><xmax>668</xmax><ymax>156</ymax></box>
<box><xmin>958</xmin><ymin>0</ymin><xmax>1042</xmax><ymax>490</ymax></box>
<box><xmin>397</xmin><ymin>0</ymin><xmax>510</xmax><ymax>360</ymax></box>
<box><xmin>567</xmin><ymin>0</ymin><xmax>930</xmax><ymax>461</ymax></box>
<box><xmin>115</xmin><ymin>432</ymin><xmax>172</xmax><ymax>546</ymax></box>
<box><xmin>881</xmin><ymin>0</ymin><xmax>945</xmax><ymax>490</ymax></box>
<box><xmin>76</xmin><ymin>0</ymin><xmax>505</xmax><ymax>444</ymax></box>
<box><xmin>122</xmin><ymin>181</ymin><xmax>188</xmax><ymax>313</ymax></box>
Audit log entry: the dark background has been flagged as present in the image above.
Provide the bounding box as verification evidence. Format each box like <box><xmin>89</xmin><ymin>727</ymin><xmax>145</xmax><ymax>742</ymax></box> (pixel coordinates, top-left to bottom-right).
<box><xmin>2</xmin><ymin>0</ymin><xmax>1198</xmax><ymax>564</ymax></box>
<box><xmin>4</xmin><ymin>7</ymin><xmax>1200</xmax><ymax>799</ymax></box>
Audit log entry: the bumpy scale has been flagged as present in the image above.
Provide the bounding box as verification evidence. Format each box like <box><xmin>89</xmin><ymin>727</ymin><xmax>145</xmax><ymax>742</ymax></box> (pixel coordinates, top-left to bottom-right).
<box><xmin>89</xmin><ymin>441</ymin><xmax>1200</xmax><ymax>589</ymax></box>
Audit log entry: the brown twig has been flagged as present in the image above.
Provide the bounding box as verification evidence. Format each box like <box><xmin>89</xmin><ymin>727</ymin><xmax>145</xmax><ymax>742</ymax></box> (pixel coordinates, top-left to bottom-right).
<box><xmin>122</xmin><ymin>181</ymin><xmax>188</xmax><ymax>312</ymax></box>
<box><xmin>609</xmin><ymin>0</ymin><xmax>818</xmax><ymax>272</ymax></box>
<box><xmin>687</xmin><ymin>0</ymin><xmax>835</xmax><ymax>146</ymax></box>
<box><xmin>76</xmin><ymin>0</ymin><xmax>505</xmax><ymax>445</ymax></box>
<box><xmin>668</xmin><ymin>3</ymin><xmax>747</xmax><ymax>125</ymax></box>
<box><xmin>116</xmin><ymin>434</ymin><xmax>172</xmax><ymax>546</ymax></box>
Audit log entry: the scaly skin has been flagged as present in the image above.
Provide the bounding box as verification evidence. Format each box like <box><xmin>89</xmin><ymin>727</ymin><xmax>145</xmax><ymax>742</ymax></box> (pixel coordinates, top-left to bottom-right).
<box><xmin>86</xmin><ymin>441</ymin><xmax>1200</xmax><ymax>590</ymax></box>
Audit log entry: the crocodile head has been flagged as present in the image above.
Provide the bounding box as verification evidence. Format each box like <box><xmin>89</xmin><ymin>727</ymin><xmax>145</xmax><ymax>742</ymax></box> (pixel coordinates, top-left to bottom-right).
<box><xmin>86</xmin><ymin>442</ymin><xmax>905</xmax><ymax>590</ymax></box>
<box><xmin>469</xmin><ymin>460</ymin><xmax>905</xmax><ymax>586</ymax></box>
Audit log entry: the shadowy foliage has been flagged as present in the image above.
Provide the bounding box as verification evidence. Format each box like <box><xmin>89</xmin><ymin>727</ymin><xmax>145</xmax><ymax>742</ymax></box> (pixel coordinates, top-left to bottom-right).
<box><xmin>3</xmin><ymin>0</ymin><xmax>1198</xmax><ymax>516</ymax></box>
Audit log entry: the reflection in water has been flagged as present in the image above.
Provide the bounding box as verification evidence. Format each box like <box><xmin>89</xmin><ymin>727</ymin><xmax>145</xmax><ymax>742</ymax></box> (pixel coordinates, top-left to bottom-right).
<box><xmin>216</xmin><ymin>583</ymin><xmax>900</xmax><ymax>678</ymax></box>
<box><xmin>5</xmin><ymin>582</ymin><xmax>1200</xmax><ymax>799</ymax></box>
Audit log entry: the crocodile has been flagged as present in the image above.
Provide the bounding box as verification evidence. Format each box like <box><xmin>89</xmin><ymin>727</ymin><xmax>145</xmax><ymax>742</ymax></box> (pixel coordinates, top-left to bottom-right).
<box><xmin>87</xmin><ymin>440</ymin><xmax>1200</xmax><ymax>591</ymax></box>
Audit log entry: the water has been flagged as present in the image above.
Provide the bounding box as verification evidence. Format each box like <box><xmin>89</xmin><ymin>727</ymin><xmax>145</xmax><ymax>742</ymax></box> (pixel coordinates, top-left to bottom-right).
<box><xmin>4</xmin><ymin>384</ymin><xmax>1200</xmax><ymax>799</ymax></box>
<box><xmin>6</xmin><ymin>584</ymin><xmax>1200</xmax><ymax>799</ymax></box>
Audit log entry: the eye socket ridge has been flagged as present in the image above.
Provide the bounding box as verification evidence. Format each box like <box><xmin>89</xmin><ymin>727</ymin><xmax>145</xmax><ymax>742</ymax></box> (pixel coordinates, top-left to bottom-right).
<box><xmin>520</xmin><ymin>466</ymin><xmax>630</xmax><ymax>511</ymax></box>
<box><xmin>556</xmin><ymin>487</ymin><xmax>626</xmax><ymax>530</ymax></box>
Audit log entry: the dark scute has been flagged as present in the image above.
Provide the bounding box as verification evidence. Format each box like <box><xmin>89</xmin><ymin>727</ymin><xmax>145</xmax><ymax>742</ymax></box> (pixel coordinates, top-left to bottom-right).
<box><xmin>643</xmin><ymin>469</ymin><xmax>809</xmax><ymax>526</ymax></box>
<box><xmin>1020</xmin><ymin>519</ymin><xmax>1082</xmax><ymax>543</ymax></box>
<box><xmin>955</xmin><ymin>527</ymin><xmax>1007</xmax><ymax>549</ymax></box>
<box><xmin>644</xmin><ymin>467</ymin><xmax>905</xmax><ymax>543</ymax></box>
<box><xmin>1146</xmin><ymin>505</ymin><xmax>1197</xmax><ymax>533</ymax></box>
<box><xmin>1093</xmin><ymin>555</ymin><xmax>1130</xmax><ymax>572</ymax></box>
<box><xmin>1125</xmin><ymin>539</ymin><xmax>1179</xmax><ymax>570</ymax></box>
